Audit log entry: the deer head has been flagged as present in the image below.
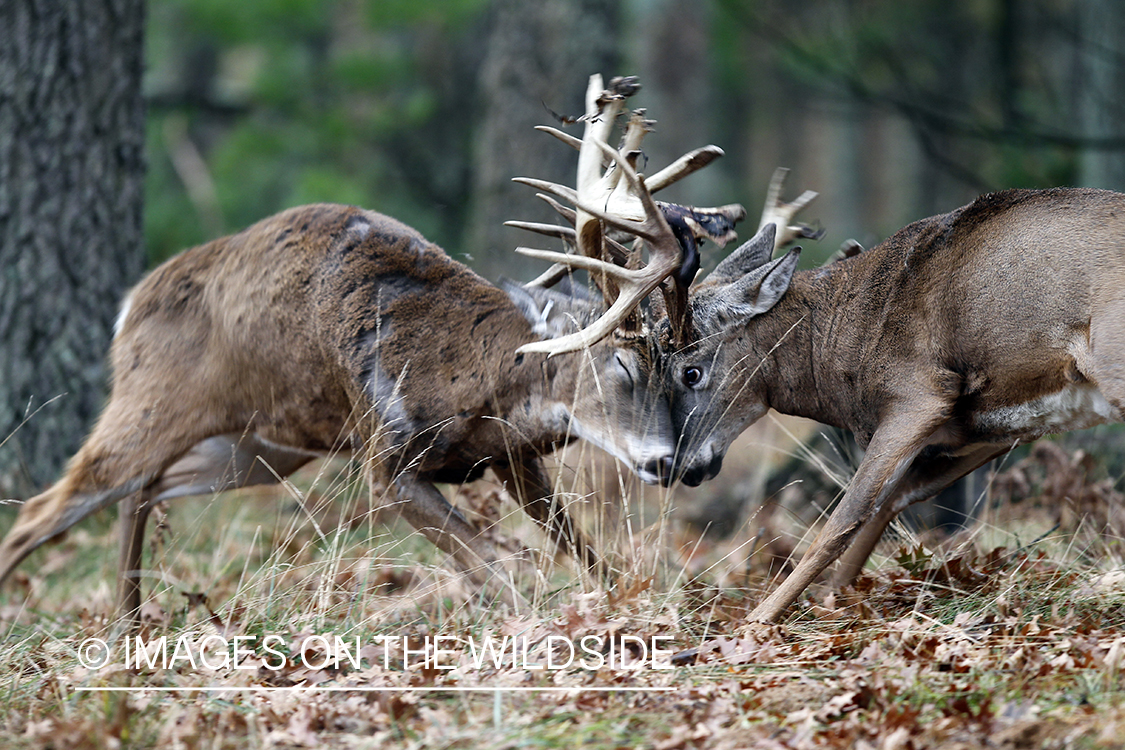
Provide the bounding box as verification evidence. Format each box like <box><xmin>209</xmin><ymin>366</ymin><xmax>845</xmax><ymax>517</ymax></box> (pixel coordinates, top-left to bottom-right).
<box><xmin>664</xmin><ymin>168</ymin><xmax>820</xmax><ymax>486</ymax></box>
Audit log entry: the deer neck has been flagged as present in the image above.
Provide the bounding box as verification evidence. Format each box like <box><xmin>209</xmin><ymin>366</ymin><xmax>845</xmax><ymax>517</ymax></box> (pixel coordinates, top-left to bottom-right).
<box><xmin>753</xmin><ymin>265</ymin><xmax>865</xmax><ymax>433</ymax></box>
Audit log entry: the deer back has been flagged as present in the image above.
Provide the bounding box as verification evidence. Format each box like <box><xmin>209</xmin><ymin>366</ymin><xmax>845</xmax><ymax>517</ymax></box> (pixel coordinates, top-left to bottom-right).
<box><xmin>106</xmin><ymin>201</ymin><xmax>681</xmax><ymax>491</ymax></box>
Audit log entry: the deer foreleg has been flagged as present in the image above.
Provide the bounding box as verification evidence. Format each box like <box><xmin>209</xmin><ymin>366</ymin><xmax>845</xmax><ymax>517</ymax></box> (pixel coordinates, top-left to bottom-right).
<box><xmin>389</xmin><ymin>473</ymin><xmax>521</xmax><ymax>607</ymax></box>
<box><xmin>829</xmin><ymin>443</ymin><xmax>1009</xmax><ymax>589</ymax></box>
<box><xmin>747</xmin><ymin>399</ymin><xmax>953</xmax><ymax>623</ymax></box>
<box><xmin>493</xmin><ymin>458</ymin><xmax>603</xmax><ymax>577</ymax></box>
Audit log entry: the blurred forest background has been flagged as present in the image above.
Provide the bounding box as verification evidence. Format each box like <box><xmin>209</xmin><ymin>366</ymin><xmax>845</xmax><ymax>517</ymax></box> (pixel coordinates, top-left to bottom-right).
<box><xmin>143</xmin><ymin>0</ymin><xmax>1125</xmax><ymax>278</ymax></box>
<box><xmin>4</xmin><ymin>0</ymin><xmax>1125</xmax><ymax>507</ymax></box>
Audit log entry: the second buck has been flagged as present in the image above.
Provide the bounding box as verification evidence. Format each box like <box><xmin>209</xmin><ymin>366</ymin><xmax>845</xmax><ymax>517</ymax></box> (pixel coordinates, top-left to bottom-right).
<box><xmin>667</xmin><ymin>173</ymin><xmax>1125</xmax><ymax>624</ymax></box>
<box><xmin>0</xmin><ymin>75</ymin><xmax>730</xmax><ymax>620</ymax></box>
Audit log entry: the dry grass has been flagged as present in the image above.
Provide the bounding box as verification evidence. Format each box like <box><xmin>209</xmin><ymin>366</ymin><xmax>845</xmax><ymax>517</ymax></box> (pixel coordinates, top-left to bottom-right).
<box><xmin>2</xmin><ymin>427</ymin><xmax>1125</xmax><ymax>749</ymax></box>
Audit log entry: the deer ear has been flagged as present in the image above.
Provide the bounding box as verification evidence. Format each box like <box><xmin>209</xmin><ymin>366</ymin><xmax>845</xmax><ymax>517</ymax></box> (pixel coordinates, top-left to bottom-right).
<box><xmin>503</xmin><ymin>280</ymin><xmax>590</xmax><ymax>341</ymax></box>
<box><xmin>708</xmin><ymin>223</ymin><xmax>776</xmax><ymax>284</ymax></box>
<box><xmin>718</xmin><ymin>246</ymin><xmax>801</xmax><ymax>319</ymax></box>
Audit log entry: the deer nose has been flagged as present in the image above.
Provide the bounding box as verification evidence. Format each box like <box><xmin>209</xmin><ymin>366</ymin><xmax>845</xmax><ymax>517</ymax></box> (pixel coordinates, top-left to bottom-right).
<box><xmin>677</xmin><ymin>452</ymin><xmax>724</xmax><ymax>487</ymax></box>
<box><xmin>680</xmin><ymin>466</ymin><xmax>706</xmax><ymax>487</ymax></box>
<box><xmin>707</xmin><ymin>453</ymin><xmax>724</xmax><ymax>478</ymax></box>
<box><xmin>642</xmin><ymin>455</ymin><xmax>676</xmax><ymax>486</ymax></box>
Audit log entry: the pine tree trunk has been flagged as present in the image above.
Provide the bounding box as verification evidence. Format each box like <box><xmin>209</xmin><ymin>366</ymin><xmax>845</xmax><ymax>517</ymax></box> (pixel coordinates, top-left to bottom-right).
<box><xmin>0</xmin><ymin>0</ymin><xmax>146</xmax><ymax>498</ymax></box>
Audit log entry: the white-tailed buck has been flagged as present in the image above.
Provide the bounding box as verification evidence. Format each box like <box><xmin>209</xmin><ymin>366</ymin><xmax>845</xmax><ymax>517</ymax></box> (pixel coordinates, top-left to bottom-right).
<box><xmin>0</xmin><ymin>75</ymin><xmax>739</xmax><ymax>620</ymax></box>
<box><xmin>667</xmin><ymin>171</ymin><xmax>1125</xmax><ymax>623</ymax></box>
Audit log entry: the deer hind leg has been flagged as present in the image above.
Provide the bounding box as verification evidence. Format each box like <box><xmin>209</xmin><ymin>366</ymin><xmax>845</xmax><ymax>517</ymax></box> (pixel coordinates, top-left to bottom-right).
<box><xmin>492</xmin><ymin>458</ymin><xmax>603</xmax><ymax>577</ymax></box>
<box><xmin>117</xmin><ymin>489</ymin><xmax>155</xmax><ymax>623</ymax></box>
<box><xmin>115</xmin><ymin>433</ymin><xmax>320</xmax><ymax>623</ymax></box>
<box><xmin>829</xmin><ymin>443</ymin><xmax>1010</xmax><ymax>589</ymax></box>
<box><xmin>0</xmin><ymin>421</ymin><xmax>318</xmax><ymax>618</ymax></box>
<box><xmin>0</xmin><ymin>473</ymin><xmax>151</xmax><ymax>599</ymax></box>
<box><xmin>0</xmin><ymin>391</ymin><xmax>211</xmax><ymax>589</ymax></box>
<box><xmin>383</xmin><ymin>470</ymin><xmax>522</xmax><ymax>607</ymax></box>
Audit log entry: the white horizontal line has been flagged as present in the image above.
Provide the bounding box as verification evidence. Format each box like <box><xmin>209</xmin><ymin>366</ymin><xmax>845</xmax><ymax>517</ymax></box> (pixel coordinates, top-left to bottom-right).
<box><xmin>74</xmin><ymin>686</ymin><xmax>675</xmax><ymax>693</ymax></box>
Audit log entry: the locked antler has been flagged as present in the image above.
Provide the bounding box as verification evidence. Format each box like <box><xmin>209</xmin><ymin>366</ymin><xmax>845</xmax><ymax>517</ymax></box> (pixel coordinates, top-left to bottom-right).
<box><xmin>506</xmin><ymin>74</ymin><xmax>745</xmax><ymax>353</ymax></box>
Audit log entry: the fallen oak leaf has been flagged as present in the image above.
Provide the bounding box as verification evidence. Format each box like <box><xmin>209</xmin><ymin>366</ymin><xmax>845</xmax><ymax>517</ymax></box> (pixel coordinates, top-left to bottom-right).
<box><xmin>815</xmin><ymin>690</ymin><xmax>863</xmax><ymax>722</ymax></box>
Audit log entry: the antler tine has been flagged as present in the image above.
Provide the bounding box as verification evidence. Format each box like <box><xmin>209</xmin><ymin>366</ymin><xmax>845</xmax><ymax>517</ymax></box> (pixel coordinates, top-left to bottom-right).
<box><xmin>503</xmin><ymin>220</ymin><xmax>576</xmax><ymax>243</ymax></box>
<box><xmin>536</xmin><ymin>193</ymin><xmax>577</xmax><ymax>226</ymax></box>
<box><xmin>512</xmin><ymin>176</ymin><xmax>578</xmax><ymax>206</ymax></box>
<box><xmin>603</xmin><ymin>110</ymin><xmax>654</xmax><ymax>196</ymax></box>
<box><xmin>759</xmin><ymin>167</ymin><xmax>821</xmax><ymax>250</ymax></box>
<box><xmin>534</xmin><ymin>124</ymin><xmax>582</xmax><ymax>151</ymax></box>
<box><xmin>762</xmin><ymin>166</ymin><xmax>788</xmax><ymax>214</ymax></box>
<box><xmin>523</xmin><ymin>264</ymin><xmax>570</xmax><ymax>290</ymax></box>
<box><xmin>514</xmin><ymin>246</ymin><xmax>637</xmax><ymax>281</ymax></box>
<box><xmin>646</xmin><ymin>145</ymin><xmax>725</xmax><ymax>193</ymax></box>
<box><xmin>576</xmin><ymin>75</ymin><xmax>629</xmax><ymax>197</ymax></box>
<box><xmin>604</xmin><ymin>234</ymin><xmax>632</xmax><ymax>266</ymax></box>
<box><xmin>620</xmin><ymin>109</ymin><xmax>654</xmax><ymax>154</ymax></box>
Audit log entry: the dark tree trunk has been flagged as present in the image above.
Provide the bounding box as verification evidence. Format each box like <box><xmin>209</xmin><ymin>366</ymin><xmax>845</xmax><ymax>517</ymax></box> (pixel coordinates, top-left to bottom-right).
<box><xmin>0</xmin><ymin>0</ymin><xmax>146</xmax><ymax>498</ymax></box>
<box><xmin>467</xmin><ymin>0</ymin><xmax>619</xmax><ymax>282</ymax></box>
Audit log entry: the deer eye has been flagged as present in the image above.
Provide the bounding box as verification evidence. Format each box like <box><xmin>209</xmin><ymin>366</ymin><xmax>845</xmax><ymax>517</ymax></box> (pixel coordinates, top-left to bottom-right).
<box><xmin>682</xmin><ymin>366</ymin><xmax>704</xmax><ymax>388</ymax></box>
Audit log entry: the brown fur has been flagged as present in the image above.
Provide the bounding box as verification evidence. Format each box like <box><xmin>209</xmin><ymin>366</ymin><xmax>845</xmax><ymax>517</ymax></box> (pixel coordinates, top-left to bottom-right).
<box><xmin>0</xmin><ymin>204</ymin><xmax>675</xmax><ymax>619</ymax></box>
<box><xmin>668</xmin><ymin>187</ymin><xmax>1125</xmax><ymax>623</ymax></box>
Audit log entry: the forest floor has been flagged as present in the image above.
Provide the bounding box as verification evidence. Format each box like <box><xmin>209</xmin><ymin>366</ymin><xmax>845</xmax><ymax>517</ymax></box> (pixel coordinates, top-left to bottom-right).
<box><xmin>1</xmin><ymin>440</ymin><xmax>1124</xmax><ymax>749</ymax></box>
